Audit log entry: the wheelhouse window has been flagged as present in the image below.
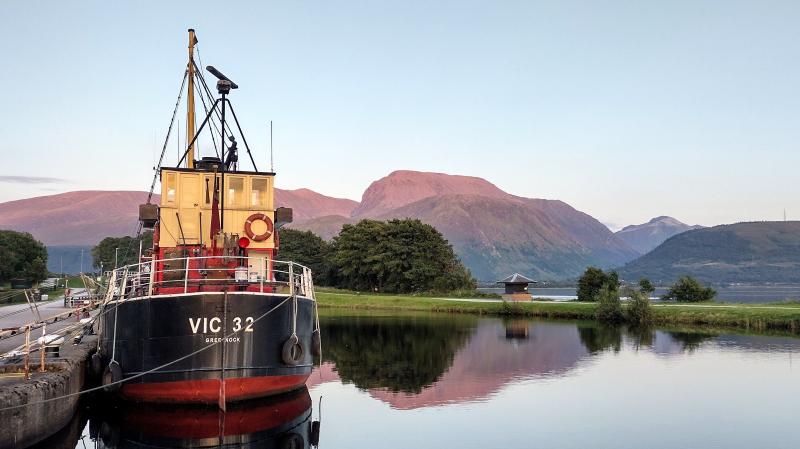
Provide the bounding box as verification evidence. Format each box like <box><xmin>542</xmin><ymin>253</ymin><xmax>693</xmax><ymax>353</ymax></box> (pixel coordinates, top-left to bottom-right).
<box><xmin>164</xmin><ymin>172</ymin><xmax>177</xmax><ymax>204</ymax></box>
<box><xmin>227</xmin><ymin>177</ymin><xmax>244</xmax><ymax>206</ymax></box>
<box><xmin>251</xmin><ymin>178</ymin><xmax>268</xmax><ymax>208</ymax></box>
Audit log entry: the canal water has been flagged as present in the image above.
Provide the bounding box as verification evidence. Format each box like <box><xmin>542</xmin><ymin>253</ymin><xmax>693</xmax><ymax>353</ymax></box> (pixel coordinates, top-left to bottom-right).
<box><xmin>37</xmin><ymin>311</ymin><xmax>800</xmax><ymax>448</ymax></box>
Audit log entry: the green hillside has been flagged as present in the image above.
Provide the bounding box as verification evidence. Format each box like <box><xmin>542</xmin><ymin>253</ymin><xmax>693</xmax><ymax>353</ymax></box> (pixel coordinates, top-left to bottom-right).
<box><xmin>618</xmin><ymin>221</ymin><xmax>800</xmax><ymax>284</ymax></box>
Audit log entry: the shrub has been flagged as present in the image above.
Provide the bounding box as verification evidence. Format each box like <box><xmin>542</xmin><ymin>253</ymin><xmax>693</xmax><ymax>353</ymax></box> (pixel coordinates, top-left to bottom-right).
<box><xmin>577</xmin><ymin>267</ymin><xmax>620</xmax><ymax>302</ymax></box>
<box><xmin>595</xmin><ymin>284</ymin><xmax>624</xmax><ymax>323</ymax></box>
<box><xmin>662</xmin><ymin>276</ymin><xmax>716</xmax><ymax>303</ymax></box>
<box><xmin>626</xmin><ymin>289</ymin><xmax>654</xmax><ymax>327</ymax></box>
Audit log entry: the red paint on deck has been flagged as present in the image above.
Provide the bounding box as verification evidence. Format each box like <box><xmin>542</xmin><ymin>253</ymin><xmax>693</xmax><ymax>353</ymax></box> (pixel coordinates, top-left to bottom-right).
<box><xmin>120</xmin><ymin>373</ymin><xmax>310</xmax><ymax>404</ymax></box>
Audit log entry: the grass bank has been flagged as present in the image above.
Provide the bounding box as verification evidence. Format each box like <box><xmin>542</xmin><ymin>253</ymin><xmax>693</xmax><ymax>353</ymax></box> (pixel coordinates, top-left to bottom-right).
<box><xmin>315</xmin><ymin>291</ymin><xmax>800</xmax><ymax>335</ymax></box>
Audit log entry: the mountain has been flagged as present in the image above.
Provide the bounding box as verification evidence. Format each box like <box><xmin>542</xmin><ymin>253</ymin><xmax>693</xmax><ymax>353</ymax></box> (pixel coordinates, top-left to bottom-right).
<box><xmin>0</xmin><ymin>188</ymin><xmax>358</xmax><ymax>246</ymax></box>
<box><xmin>2</xmin><ymin>170</ymin><xmax>641</xmax><ymax>280</ymax></box>
<box><xmin>0</xmin><ymin>191</ymin><xmax>152</xmax><ymax>246</ymax></box>
<box><xmin>351</xmin><ymin>170</ymin><xmax>508</xmax><ymax>217</ymax></box>
<box><xmin>46</xmin><ymin>245</ymin><xmax>94</xmax><ymax>274</ymax></box>
<box><xmin>618</xmin><ymin>221</ymin><xmax>800</xmax><ymax>284</ymax></box>
<box><xmin>274</xmin><ymin>189</ymin><xmax>358</xmax><ymax>222</ymax></box>
<box><xmin>374</xmin><ymin>193</ymin><xmax>636</xmax><ymax>280</ymax></box>
<box><xmin>290</xmin><ymin>215</ymin><xmax>354</xmax><ymax>241</ymax></box>
<box><xmin>297</xmin><ymin>170</ymin><xmax>638</xmax><ymax>280</ymax></box>
<box><xmin>615</xmin><ymin>216</ymin><xmax>703</xmax><ymax>254</ymax></box>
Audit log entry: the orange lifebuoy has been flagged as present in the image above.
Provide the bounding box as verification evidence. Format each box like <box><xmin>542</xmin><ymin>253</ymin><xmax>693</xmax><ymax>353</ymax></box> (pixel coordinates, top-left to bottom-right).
<box><xmin>244</xmin><ymin>213</ymin><xmax>274</xmax><ymax>242</ymax></box>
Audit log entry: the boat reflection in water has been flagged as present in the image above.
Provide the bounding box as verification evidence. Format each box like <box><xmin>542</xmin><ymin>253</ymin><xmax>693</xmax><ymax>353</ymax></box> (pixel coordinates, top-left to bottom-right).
<box><xmin>91</xmin><ymin>387</ymin><xmax>319</xmax><ymax>448</ymax></box>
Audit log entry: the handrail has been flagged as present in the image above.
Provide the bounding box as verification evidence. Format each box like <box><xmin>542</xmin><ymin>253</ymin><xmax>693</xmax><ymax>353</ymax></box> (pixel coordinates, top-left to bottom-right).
<box><xmin>106</xmin><ymin>255</ymin><xmax>315</xmax><ymax>301</ymax></box>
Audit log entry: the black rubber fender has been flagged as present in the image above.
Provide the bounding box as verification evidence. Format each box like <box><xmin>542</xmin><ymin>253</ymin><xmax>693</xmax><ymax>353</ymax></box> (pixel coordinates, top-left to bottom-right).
<box><xmin>281</xmin><ymin>335</ymin><xmax>303</xmax><ymax>366</ymax></box>
<box><xmin>102</xmin><ymin>360</ymin><xmax>122</xmax><ymax>393</ymax></box>
<box><xmin>310</xmin><ymin>421</ymin><xmax>321</xmax><ymax>446</ymax></box>
<box><xmin>89</xmin><ymin>352</ymin><xmax>103</xmax><ymax>378</ymax></box>
<box><xmin>311</xmin><ymin>330</ymin><xmax>321</xmax><ymax>357</ymax></box>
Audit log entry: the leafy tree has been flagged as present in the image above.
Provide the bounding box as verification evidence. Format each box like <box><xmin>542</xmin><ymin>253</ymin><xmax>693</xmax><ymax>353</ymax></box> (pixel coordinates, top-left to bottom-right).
<box><xmin>638</xmin><ymin>278</ymin><xmax>655</xmax><ymax>296</ymax></box>
<box><xmin>595</xmin><ymin>284</ymin><xmax>624</xmax><ymax>323</ymax></box>
<box><xmin>662</xmin><ymin>276</ymin><xmax>716</xmax><ymax>303</ymax></box>
<box><xmin>276</xmin><ymin>228</ymin><xmax>333</xmax><ymax>285</ymax></box>
<box><xmin>626</xmin><ymin>289</ymin><xmax>654</xmax><ymax>327</ymax></box>
<box><xmin>0</xmin><ymin>230</ymin><xmax>48</xmax><ymax>283</ymax></box>
<box><xmin>577</xmin><ymin>267</ymin><xmax>619</xmax><ymax>301</ymax></box>
<box><xmin>92</xmin><ymin>232</ymin><xmax>153</xmax><ymax>272</ymax></box>
<box><xmin>329</xmin><ymin>219</ymin><xmax>475</xmax><ymax>293</ymax></box>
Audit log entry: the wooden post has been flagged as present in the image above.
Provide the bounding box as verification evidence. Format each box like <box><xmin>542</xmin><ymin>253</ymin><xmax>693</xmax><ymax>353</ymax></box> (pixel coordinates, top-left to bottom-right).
<box><xmin>289</xmin><ymin>263</ymin><xmax>295</xmax><ymax>296</ymax></box>
<box><xmin>39</xmin><ymin>324</ymin><xmax>46</xmax><ymax>372</ymax></box>
<box><xmin>24</xmin><ymin>326</ymin><xmax>30</xmax><ymax>380</ymax></box>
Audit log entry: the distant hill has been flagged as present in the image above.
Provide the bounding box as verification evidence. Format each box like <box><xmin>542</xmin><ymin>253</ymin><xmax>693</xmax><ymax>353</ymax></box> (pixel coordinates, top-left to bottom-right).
<box><xmin>351</xmin><ymin>170</ymin><xmax>508</xmax><ymax>218</ymax></box>
<box><xmin>0</xmin><ymin>189</ymin><xmax>358</xmax><ymax>246</ymax></box>
<box><xmin>618</xmin><ymin>221</ymin><xmax>800</xmax><ymax>284</ymax></box>
<box><xmin>0</xmin><ymin>191</ymin><xmax>152</xmax><ymax>246</ymax></box>
<box><xmin>274</xmin><ymin>188</ymin><xmax>358</xmax><ymax>222</ymax></box>
<box><xmin>290</xmin><ymin>215</ymin><xmax>354</xmax><ymax>240</ymax></box>
<box><xmin>297</xmin><ymin>170</ymin><xmax>638</xmax><ymax>280</ymax></box>
<box><xmin>373</xmin><ymin>193</ymin><xmax>635</xmax><ymax>280</ymax></box>
<box><xmin>46</xmin><ymin>245</ymin><xmax>93</xmax><ymax>274</ymax></box>
<box><xmin>3</xmin><ymin>170</ymin><xmax>642</xmax><ymax>281</ymax></box>
<box><xmin>615</xmin><ymin>216</ymin><xmax>703</xmax><ymax>254</ymax></box>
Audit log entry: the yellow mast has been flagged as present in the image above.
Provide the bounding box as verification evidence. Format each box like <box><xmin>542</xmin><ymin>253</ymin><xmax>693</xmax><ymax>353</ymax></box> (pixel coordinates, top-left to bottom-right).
<box><xmin>186</xmin><ymin>28</ymin><xmax>198</xmax><ymax>169</ymax></box>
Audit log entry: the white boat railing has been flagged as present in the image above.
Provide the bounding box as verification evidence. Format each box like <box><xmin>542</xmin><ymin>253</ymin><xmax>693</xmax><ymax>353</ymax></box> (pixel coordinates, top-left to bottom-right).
<box><xmin>105</xmin><ymin>256</ymin><xmax>315</xmax><ymax>300</ymax></box>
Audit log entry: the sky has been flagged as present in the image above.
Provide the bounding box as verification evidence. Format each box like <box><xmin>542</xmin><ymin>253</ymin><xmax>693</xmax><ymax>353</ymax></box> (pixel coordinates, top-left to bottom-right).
<box><xmin>0</xmin><ymin>0</ymin><xmax>798</xmax><ymax>229</ymax></box>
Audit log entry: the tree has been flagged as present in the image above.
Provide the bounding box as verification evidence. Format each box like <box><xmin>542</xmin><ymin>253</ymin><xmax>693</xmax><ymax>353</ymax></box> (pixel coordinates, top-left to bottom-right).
<box><xmin>638</xmin><ymin>278</ymin><xmax>655</xmax><ymax>296</ymax></box>
<box><xmin>595</xmin><ymin>284</ymin><xmax>624</xmax><ymax>323</ymax></box>
<box><xmin>92</xmin><ymin>232</ymin><xmax>153</xmax><ymax>272</ymax></box>
<box><xmin>329</xmin><ymin>219</ymin><xmax>475</xmax><ymax>293</ymax></box>
<box><xmin>577</xmin><ymin>267</ymin><xmax>620</xmax><ymax>301</ymax></box>
<box><xmin>626</xmin><ymin>289</ymin><xmax>654</xmax><ymax>327</ymax></box>
<box><xmin>276</xmin><ymin>229</ymin><xmax>333</xmax><ymax>285</ymax></box>
<box><xmin>0</xmin><ymin>230</ymin><xmax>48</xmax><ymax>283</ymax></box>
<box><xmin>662</xmin><ymin>276</ymin><xmax>716</xmax><ymax>303</ymax></box>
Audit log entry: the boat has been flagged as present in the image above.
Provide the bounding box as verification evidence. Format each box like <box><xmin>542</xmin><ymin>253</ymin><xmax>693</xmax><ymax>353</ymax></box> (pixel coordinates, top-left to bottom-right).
<box><xmin>95</xmin><ymin>29</ymin><xmax>320</xmax><ymax>404</ymax></box>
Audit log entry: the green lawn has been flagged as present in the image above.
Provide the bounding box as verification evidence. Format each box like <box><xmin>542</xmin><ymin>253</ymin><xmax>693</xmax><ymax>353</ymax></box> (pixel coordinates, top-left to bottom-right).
<box><xmin>315</xmin><ymin>291</ymin><xmax>800</xmax><ymax>335</ymax></box>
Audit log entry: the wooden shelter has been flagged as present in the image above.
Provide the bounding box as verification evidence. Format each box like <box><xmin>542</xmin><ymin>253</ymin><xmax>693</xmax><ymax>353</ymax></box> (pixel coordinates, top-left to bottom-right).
<box><xmin>497</xmin><ymin>273</ymin><xmax>537</xmax><ymax>294</ymax></box>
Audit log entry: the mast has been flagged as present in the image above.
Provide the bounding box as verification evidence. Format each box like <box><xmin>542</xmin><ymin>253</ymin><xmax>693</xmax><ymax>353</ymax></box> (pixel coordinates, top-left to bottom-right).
<box><xmin>186</xmin><ymin>28</ymin><xmax>198</xmax><ymax>169</ymax></box>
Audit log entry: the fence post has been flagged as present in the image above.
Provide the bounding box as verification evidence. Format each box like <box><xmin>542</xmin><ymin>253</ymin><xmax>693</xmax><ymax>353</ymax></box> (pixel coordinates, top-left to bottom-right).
<box><xmin>289</xmin><ymin>262</ymin><xmax>295</xmax><ymax>296</ymax></box>
<box><xmin>39</xmin><ymin>323</ymin><xmax>46</xmax><ymax>372</ymax></box>
<box><xmin>24</xmin><ymin>326</ymin><xmax>30</xmax><ymax>380</ymax></box>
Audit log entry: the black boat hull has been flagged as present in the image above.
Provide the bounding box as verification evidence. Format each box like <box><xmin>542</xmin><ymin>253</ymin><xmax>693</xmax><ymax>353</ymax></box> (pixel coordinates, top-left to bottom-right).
<box><xmin>98</xmin><ymin>292</ymin><xmax>315</xmax><ymax>403</ymax></box>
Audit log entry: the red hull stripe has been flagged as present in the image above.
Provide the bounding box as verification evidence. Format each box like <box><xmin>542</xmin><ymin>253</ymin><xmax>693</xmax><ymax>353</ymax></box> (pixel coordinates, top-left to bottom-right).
<box><xmin>120</xmin><ymin>374</ymin><xmax>310</xmax><ymax>404</ymax></box>
<box><xmin>122</xmin><ymin>391</ymin><xmax>312</xmax><ymax>438</ymax></box>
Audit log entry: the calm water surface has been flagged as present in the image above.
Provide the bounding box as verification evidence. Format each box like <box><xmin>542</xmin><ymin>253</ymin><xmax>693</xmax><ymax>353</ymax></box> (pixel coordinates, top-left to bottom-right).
<box><xmin>51</xmin><ymin>312</ymin><xmax>800</xmax><ymax>449</ymax></box>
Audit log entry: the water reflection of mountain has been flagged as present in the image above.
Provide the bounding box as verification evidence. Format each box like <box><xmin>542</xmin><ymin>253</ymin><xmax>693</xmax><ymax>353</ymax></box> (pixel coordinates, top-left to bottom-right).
<box><xmin>91</xmin><ymin>388</ymin><xmax>319</xmax><ymax>449</ymax></box>
<box><xmin>317</xmin><ymin>317</ymin><xmax>589</xmax><ymax>409</ymax></box>
<box><xmin>312</xmin><ymin>315</ymin><xmax>800</xmax><ymax>410</ymax></box>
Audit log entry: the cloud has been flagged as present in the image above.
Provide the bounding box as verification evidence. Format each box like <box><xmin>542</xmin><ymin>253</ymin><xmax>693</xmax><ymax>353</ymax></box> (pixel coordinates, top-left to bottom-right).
<box><xmin>0</xmin><ymin>176</ymin><xmax>69</xmax><ymax>184</ymax></box>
